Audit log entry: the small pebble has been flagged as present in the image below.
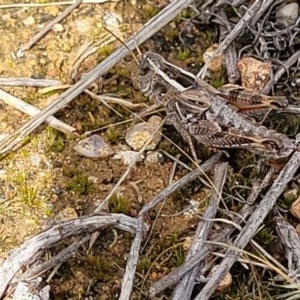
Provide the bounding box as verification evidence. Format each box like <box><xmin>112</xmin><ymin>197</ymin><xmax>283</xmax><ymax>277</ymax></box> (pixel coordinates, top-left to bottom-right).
<box><xmin>22</xmin><ymin>16</ymin><xmax>35</xmax><ymax>26</ymax></box>
<box><xmin>30</xmin><ymin>154</ymin><xmax>41</xmax><ymax>167</ymax></box>
<box><xmin>103</xmin><ymin>11</ymin><xmax>122</xmax><ymax>28</ymax></box>
<box><xmin>209</xmin><ymin>265</ymin><xmax>232</xmax><ymax>292</ymax></box>
<box><xmin>74</xmin><ymin>134</ymin><xmax>114</xmax><ymax>158</ymax></box>
<box><xmin>113</xmin><ymin>150</ymin><xmax>144</xmax><ymax>165</ymax></box>
<box><xmin>144</xmin><ymin>151</ymin><xmax>163</xmax><ymax>166</ymax></box>
<box><xmin>276</xmin><ymin>3</ymin><xmax>299</xmax><ymax>26</ymax></box>
<box><xmin>203</xmin><ymin>43</ymin><xmax>224</xmax><ymax>72</ymax></box>
<box><xmin>55</xmin><ymin>206</ymin><xmax>78</xmax><ymax>222</ymax></box>
<box><xmin>125</xmin><ymin>116</ymin><xmax>163</xmax><ymax>151</ymax></box>
<box><xmin>52</xmin><ymin>23</ymin><xmax>64</xmax><ymax>33</ymax></box>
<box><xmin>237</xmin><ymin>57</ymin><xmax>271</xmax><ymax>91</ymax></box>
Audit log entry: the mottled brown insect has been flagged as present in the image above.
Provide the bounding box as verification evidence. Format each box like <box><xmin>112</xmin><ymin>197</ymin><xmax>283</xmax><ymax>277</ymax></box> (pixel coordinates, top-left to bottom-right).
<box><xmin>137</xmin><ymin>51</ymin><xmax>296</xmax><ymax>161</ymax></box>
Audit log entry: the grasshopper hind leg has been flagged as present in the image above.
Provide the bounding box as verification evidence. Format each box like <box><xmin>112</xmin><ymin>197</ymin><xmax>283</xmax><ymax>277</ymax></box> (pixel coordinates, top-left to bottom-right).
<box><xmin>166</xmin><ymin>112</ymin><xmax>200</xmax><ymax>164</ymax></box>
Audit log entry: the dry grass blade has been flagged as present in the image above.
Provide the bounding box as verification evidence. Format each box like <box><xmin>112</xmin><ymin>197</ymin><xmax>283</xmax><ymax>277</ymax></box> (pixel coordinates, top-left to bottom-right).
<box><xmin>0</xmin><ymin>0</ymin><xmax>194</xmax><ymax>158</ymax></box>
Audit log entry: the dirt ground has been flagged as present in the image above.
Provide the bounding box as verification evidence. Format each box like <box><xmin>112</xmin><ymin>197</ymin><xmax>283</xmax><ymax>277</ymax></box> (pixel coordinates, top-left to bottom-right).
<box><xmin>0</xmin><ymin>1</ymin><xmax>298</xmax><ymax>300</ymax></box>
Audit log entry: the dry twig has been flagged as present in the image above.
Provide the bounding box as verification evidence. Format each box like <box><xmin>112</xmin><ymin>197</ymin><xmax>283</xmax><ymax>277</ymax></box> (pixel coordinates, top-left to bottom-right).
<box><xmin>172</xmin><ymin>162</ymin><xmax>228</xmax><ymax>300</ymax></box>
<box><xmin>17</xmin><ymin>0</ymin><xmax>83</xmax><ymax>57</ymax></box>
<box><xmin>193</xmin><ymin>152</ymin><xmax>300</xmax><ymax>300</ymax></box>
<box><xmin>0</xmin><ymin>88</ymin><xmax>76</xmax><ymax>136</ymax></box>
<box><xmin>0</xmin><ymin>213</ymin><xmax>147</xmax><ymax>298</ymax></box>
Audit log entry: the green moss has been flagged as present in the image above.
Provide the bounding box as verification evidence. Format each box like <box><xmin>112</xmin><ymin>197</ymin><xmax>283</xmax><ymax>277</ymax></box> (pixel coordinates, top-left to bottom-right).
<box><xmin>62</xmin><ymin>165</ymin><xmax>80</xmax><ymax>177</ymax></box>
<box><xmin>44</xmin><ymin>128</ymin><xmax>65</xmax><ymax>152</ymax></box>
<box><xmin>254</xmin><ymin>227</ymin><xmax>275</xmax><ymax>245</ymax></box>
<box><xmin>177</xmin><ymin>49</ymin><xmax>191</xmax><ymax>61</ymax></box>
<box><xmin>106</xmin><ymin>126</ymin><xmax>122</xmax><ymax>142</ymax></box>
<box><xmin>98</xmin><ymin>44</ymin><xmax>115</xmax><ymax>58</ymax></box>
<box><xmin>84</xmin><ymin>254</ymin><xmax>115</xmax><ymax>281</ymax></box>
<box><xmin>108</xmin><ymin>194</ymin><xmax>130</xmax><ymax>214</ymax></box>
<box><xmin>66</xmin><ymin>175</ymin><xmax>94</xmax><ymax>195</ymax></box>
<box><xmin>209</xmin><ymin>71</ymin><xmax>226</xmax><ymax>89</ymax></box>
<box><xmin>146</xmin><ymin>5</ymin><xmax>159</xmax><ymax>18</ymax></box>
<box><xmin>165</xmin><ymin>27</ymin><xmax>178</xmax><ymax>42</ymax></box>
<box><xmin>137</xmin><ymin>257</ymin><xmax>152</xmax><ymax>273</ymax></box>
<box><xmin>171</xmin><ymin>246</ymin><xmax>185</xmax><ymax>266</ymax></box>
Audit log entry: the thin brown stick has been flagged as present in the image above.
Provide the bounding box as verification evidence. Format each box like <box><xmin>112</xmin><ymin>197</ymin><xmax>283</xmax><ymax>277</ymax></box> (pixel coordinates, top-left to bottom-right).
<box><xmin>17</xmin><ymin>0</ymin><xmax>83</xmax><ymax>57</ymax></box>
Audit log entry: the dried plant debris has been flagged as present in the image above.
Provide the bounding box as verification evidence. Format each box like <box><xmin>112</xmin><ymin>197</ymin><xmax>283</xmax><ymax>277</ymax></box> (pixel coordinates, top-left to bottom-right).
<box><xmin>2</xmin><ymin>0</ymin><xmax>300</xmax><ymax>300</ymax></box>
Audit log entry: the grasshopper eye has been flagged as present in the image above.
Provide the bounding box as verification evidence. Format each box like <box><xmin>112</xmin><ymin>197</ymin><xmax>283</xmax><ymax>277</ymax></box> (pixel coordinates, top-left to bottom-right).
<box><xmin>139</xmin><ymin>58</ymin><xmax>151</xmax><ymax>76</ymax></box>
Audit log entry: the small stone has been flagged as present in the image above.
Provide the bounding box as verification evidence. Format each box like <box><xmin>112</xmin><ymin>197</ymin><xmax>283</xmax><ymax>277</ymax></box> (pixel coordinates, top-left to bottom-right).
<box><xmin>183</xmin><ymin>237</ymin><xmax>193</xmax><ymax>251</ymax></box>
<box><xmin>237</xmin><ymin>57</ymin><xmax>271</xmax><ymax>92</ymax></box>
<box><xmin>183</xmin><ymin>200</ymin><xmax>201</xmax><ymax>219</ymax></box>
<box><xmin>55</xmin><ymin>206</ymin><xmax>78</xmax><ymax>222</ymax></box>
<box><xmin>22</xmin><ymin>16</ymin><xmax>35</xmax><ymax>26</ymax></box>
<box><xmin>209</xmin><ymin>265</ymin><xmax>232</xmax><ymax>292</ymax></box>
<box><xmin>144</xmin><ymin>151</ymin><xmax>163</xmax><ymax>166</ymax></box>
<box><xmin>103</xmin><ymin>11</ymin><xmax>122</xmax><ymax>28</ymax></box>
<box><xmin>2</xmin><ymin>13</ymin><xmax>11</xmax><ymax>21</ymax></box>
<box><xmin>113</xmin><ymin>150</ymin><xmax>144</xmax><ymax>165</ymax></box>
<box><xmin>30</xmin><ymin>154</ymin><xmax>42</xmax><ymax>167</ymax></box>
<box><xmin>52</xmin><ymin>23</ymin><xmax>64</xmax><ymax>33</ymax></box>
<box><xmin>74</xmin><ymin>134</ymin><xmax>114</xmax><ymax>158</ymax></box>
<box><xmin>50</xmin><ymin>194</ymin><xmax>58</xmax><ymax>203</ymax></box>
<box><xmin>290</xmin><ymin>195</ymin><xmax>300</xmax><ymax>220</ymax></box>
<box><xmin>74</xmin><ymin>19</ymin><xmax>92</xmax><ymax>33</ymax></box>
<box><xmin>203</xmin><ymin>43</ymin><xmax>224</xmax><ymax>72</ymax></box>
<box><xmin>276</xmin><ymin>3</ymin><xmax>299</xmax><ymax>26</ymax></box>
<box><xmin>125</xmin><ymin>116</ymin><xmax>163</xmax><ymax>151</ymax></box>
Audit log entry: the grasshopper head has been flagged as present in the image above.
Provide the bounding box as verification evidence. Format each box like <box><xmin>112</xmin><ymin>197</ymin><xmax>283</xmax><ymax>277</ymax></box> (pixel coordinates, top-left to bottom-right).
<box><xmin>137</xmin><ymin>52</ymin><xmax>166</xmax><ymax>95</ymax></box>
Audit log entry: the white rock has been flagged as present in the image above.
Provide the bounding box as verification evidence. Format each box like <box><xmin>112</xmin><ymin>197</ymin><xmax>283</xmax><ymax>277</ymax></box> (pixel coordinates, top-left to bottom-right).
<box><xmin>144</xmin><ymin>151</ymin><xmax>163</xmax><ymax>166</ymax></box>
<box><xmin>113</xmin><ymin>150</ymin><xmax>144</xmax><ymax>165</ymax></box>
<box><xmin>276</xmin><ymin>3</ymin><xmax>299</xmax><ymax>26</ymax></box>
<box><xmin>52</xmin><ymin>23</ymin><xmax>64</xmax><ymax>33</ymax></box>
<box><xmin>22</xmin><ymin>16</ymin><xmax>35</xmax><ymax>26</ymax></box>
<box><xmin>125</xmin><ymin>116</ymin><xmax>163</xmax><ymax>151</ymax></box>
<box><xmin>74</xmin><ymin>134</ymin><xmax>114</xmax><ymax>158</ymax></box>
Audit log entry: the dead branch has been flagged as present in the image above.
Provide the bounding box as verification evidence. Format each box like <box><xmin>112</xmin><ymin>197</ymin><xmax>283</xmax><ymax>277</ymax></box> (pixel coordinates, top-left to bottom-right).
<box><xmin>150</xmin><ymin>203</ymin><xmax>256</xmax><ymax>295</ymax></box>
<box><xmin>0</xmin><ymin>78</ymin><xmax>61</xmax><ymax>87</ymax></box>
<box><xmin>0</xmin><ymin>88</ymin><xmax>76</xmax><ymax>136</ymax></box>
<box><xmin>172</xmin><ymin>162</ymin><xmax>228</xmax><ymax>300</ymax></box>
<box><xmin>119</xmin><ymin>216</ymin><xmax>144</xmax><ymax>300</ymax></box>
<box><xmin>275</xmin><ymin>214</ymin><xmax>300</xmax><ymax>282</ymax></box>
<box><xmin>193</xmin><ymin>152</ymin><xmax>300</xmax><ymax>300</ymax></box>
<box><xmin>197</xmin><ymin>0</ymin><xmax>269</xmax><ymax>78</ymax></box>
<box><xmin>139</xmin><ymin>153</ymin><xmax>222</xmax><ymax>215</ymax></box>
<box><xmin>0</xmin><ymin>213</ymin><xmax>147</xmax><ymax>298</ymax></box>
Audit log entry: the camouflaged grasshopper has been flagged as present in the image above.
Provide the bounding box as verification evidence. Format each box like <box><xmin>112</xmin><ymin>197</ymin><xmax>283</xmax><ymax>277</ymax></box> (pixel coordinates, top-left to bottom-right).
<box><xmin>137</xmin><ymin>51</ymin><xmax>296</xmax><ymax>161</ymax></box>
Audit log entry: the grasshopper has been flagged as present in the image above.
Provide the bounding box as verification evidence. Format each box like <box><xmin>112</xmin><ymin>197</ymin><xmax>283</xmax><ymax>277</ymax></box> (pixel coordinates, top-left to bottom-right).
<box><xmin>137</xmin><ymin>51</ymin><xmax>296</xmax><ymax>161</ymax></box>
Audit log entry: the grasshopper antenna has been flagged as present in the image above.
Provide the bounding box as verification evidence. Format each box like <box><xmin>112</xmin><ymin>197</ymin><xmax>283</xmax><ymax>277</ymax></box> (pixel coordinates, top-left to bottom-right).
<box><xmin>103</xmin><ymin>26</ymin><xmax>140</xmax><ymax>64</ymax></box>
